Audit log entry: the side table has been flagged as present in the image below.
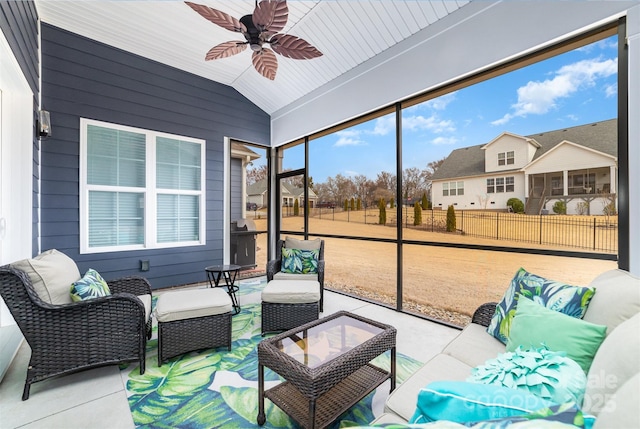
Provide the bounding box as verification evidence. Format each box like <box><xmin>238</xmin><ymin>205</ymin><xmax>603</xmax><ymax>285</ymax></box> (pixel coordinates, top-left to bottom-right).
<box><xmin>205</xmin><ymin>264</ymin><xmax>241</xmax><ymax>315</ymax></box>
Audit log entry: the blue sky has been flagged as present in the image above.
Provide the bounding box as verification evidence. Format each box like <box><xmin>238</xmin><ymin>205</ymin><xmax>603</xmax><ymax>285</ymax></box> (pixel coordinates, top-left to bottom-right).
<box><xmin>280</xmin><ymin>36</ymin><xmax>618</xmax><ymax>183</ymax></box>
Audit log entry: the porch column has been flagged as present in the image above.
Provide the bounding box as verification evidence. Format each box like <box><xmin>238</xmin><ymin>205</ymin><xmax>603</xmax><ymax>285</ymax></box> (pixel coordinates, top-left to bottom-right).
<box><xmin>524</xmin><ymin>172</ymin><xmax>529</xmax><ymax>198</ymax></box>
<box><xmin>610</xmin><ymin>165</ymin><xmax>616</xmax><ymax>195</ymax></box>
<box><xmin>563</xmin><ymin>170</ymin><xmax>569</xmax><ymax>195</ymax></box>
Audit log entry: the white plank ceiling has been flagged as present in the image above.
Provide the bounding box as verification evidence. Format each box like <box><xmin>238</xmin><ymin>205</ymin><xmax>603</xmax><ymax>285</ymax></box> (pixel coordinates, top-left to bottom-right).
<box><xmin>35</xmin><ymin>0</ymin><xmax>470</xmax><ymax>115</ymax></box>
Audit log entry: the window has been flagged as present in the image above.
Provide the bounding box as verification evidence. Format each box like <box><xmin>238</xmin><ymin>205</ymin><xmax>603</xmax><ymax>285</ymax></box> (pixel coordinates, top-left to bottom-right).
<box><xmin>443</xmin><ymin>181</ymin><xmax>463</xmax><ymax>196</ymax></box>
<box><xmin>456</xmin><ymin>181</ymin><xmax>464</xmax><ymax>196</ymax></box>
<box><xmin>80</xmin><ymin>119</ymin><xmax>205</xmax><ymax>253</ymax></box>
<box><xmin>443</xmin><ymin>182</ymin><xmax>449</xmax><ymax>196</ymax></box>
<box><xmin>498</xmin><ymin>151</ymin><xmax>515</xmax><ymax>166</ymax></box>
<box><xmin>496</xmin><ymin>177</ymin><xmax>505</xmax><ymax>193</ymax></box>
<box><xmin>487</xmin><ymin>178</ymin><xmax>495</xmax><ymax>193</ymax></box>
<box><xmin>505</xmin><ymin>176</ymin><xmax>514</xmax><ymax>192</ymax></box>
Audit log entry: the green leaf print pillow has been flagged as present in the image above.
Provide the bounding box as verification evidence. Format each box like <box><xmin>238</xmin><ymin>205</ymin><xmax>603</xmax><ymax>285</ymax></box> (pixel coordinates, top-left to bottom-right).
<box><xmin>70</xmin><ymin>268</ymin><xmax>111</xmax><ymax>301</ymax></box>
<box><xmin>486</xmin><ymin>267</ymin><xmax>596</xmax><ymax>344</ymax></box>
<box><xmin>281</xmin><ymin>247</ymin><xmax>319</xmax><ymax>274</ymax></box>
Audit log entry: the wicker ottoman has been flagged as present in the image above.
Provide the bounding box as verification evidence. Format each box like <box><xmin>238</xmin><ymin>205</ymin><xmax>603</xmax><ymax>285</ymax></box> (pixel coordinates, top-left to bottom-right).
<box><xmin>155</xmin><ymin>288</ymin><xmax>233</xmax><ymax>365</ymax></box>
<box><xmin>261</xmin><ymin>279</ymin><xmax>320</xmax><ymax>335</ymax></box>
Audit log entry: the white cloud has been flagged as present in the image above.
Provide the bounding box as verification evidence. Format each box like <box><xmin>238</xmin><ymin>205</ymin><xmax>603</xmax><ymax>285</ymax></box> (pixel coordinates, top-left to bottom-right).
<box><xmin>492</xmin><ymin>57</ymin><xmax>617</xmax><ymax>126</ymax></box>
<box><xmin>431</xmin><ymin>136</ymin><xmax>459</xmax><ymax>145</ymax></box>
<box><xmin>403</xmin><ymin>115</ymin><xmax>455</xmax><ymax>133</ymax></box>
<box><xmin>421</xmin><ymin>92</ymin><xmax>457</xmax><ymax>110</ymax></box>
<box><xmin>333</xmin><ymin>130</ymin><xmax>366</xmax><ymax>147</ymax></box>
<box><xmin>371</xmin><ymin>116</ymin><xmax>395</xmax><ymax>135</ymax></box>
<box><xmin>604</xmin><ymin>83</ymin><xmax>617</xmax><ymax>98</ymax></box>
<box><xmin>344</xmin><ymin>170</ymin><xmax>359</xmax><ymax>177</ymax></box>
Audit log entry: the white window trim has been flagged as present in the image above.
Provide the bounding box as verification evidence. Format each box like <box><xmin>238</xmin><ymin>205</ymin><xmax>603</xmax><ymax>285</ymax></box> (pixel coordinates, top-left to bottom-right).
<box><xmin>79</xmin><ymin>118</ymin><xmax>206</xmax><ymax>254</ymax></box>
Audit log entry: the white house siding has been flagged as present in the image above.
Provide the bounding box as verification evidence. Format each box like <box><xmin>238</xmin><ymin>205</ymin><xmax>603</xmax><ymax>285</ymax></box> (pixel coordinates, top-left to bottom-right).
<box><xmin>433</xmin><ymin>172</ymin><xmax>525</xmax><ymax>210</ymax></box>
<box><xmin>483</xmin><ymin>134</ymin><xmax>535</xmax><ymax>172</ymax></box>
<box><xmin>525</xmin><ymin>142</ymin><xmax>616</xmax><ymax>175</ymax></box>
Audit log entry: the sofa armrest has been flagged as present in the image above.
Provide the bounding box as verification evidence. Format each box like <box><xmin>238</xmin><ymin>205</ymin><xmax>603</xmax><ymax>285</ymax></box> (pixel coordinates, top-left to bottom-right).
<box><xmin>266</xmin><ymin>259</ymin><xmax>281</xmax><ymax>281</ymax></box>
<box><xmin>108</xmin><ymin>276</ymin><xmax>152</xmax><ymax>297</ymax></box>
<box><xmin>471</xmin><ymin>302</ymin><xmax>498</xmax><ymax>327</ymax></box>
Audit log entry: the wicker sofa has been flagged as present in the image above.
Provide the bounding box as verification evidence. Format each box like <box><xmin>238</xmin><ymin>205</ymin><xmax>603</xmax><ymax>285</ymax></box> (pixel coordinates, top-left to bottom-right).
<box><xmin>0</xmin><ymin>249</ymin><xmax>152</xmax><ymax>400</ymax></box>
<box><xmin>371</xmin><ymin>269</ymin><xmax>640</xmax><ymax>428</ymax></box>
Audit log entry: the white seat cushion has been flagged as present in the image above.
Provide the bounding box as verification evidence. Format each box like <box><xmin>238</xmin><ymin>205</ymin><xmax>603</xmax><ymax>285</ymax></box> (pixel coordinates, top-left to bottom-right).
<box><xmin>284</xmin><ymin>237</ymin><xmax>322</xmax><ymax>251</ymax></box>
<box><xmin>137</xmin><ymin>294</ymin><xmax>152</xmax><ymax>321</ymax></box>
<box><xmin>262</xmin><ymin>279</ymin><xmax>320</xmax><ymax>304</ymax></box>
<box><xmin>442</xmin><ymin>323</ymin><xmax>506</xmax><ymax>368</ymax></box>
<box><xmin>154</xmin><ymin>288</ymin><xmax>232</xmax><ymax>323</ymax></box>
<box><xmin>273</xmin><ymin>271</ymin><xmax>318</xmax><ymax>282</ymax></box>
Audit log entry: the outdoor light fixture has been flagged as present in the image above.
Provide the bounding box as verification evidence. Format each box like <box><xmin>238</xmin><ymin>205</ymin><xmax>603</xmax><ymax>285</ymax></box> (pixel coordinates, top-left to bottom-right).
<box><xmin>37</xmin><ymin>110</ymin><xmax>51</xmax><ymax>138</ymax></box>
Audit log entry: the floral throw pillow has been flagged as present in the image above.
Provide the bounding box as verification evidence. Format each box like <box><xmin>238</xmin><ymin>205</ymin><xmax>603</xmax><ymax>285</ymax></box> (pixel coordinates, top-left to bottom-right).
<box><xmin>281</xmin><ymin>247</ymin><xmax>319</xmax><ymax>274</ymax></box>
<box><xmin>70</xmin><ymin>268</ymin><xmax>111</xmax><ymax>302</ymax></box>
<box><xmin>486</xmin><ymin>267</ymin><xmax>595</xmax><ymax>344</ymax></box>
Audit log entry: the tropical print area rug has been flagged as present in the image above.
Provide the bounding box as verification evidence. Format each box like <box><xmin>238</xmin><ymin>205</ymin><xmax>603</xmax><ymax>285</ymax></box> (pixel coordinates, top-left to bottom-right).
<box><xmin>121</xmin><ymin>279</ymin><xmax>422</xmax><ymax>428</ymax></box>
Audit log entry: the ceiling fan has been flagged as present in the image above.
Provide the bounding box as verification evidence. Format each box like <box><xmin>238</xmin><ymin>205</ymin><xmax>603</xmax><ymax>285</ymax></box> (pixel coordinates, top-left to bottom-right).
<box><xmin>185</xmin><ymin>0</ymin><xmax>323</xmax><ymax>80</ymax></box>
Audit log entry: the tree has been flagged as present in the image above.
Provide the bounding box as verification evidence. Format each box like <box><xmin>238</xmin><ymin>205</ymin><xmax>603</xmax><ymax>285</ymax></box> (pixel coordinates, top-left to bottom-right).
<box><xmin>357</xmin><ymin>198</ymin><xmax>362</xmax><ymax>210</ymax></box>
<box><xmin>506</xmin><ymin>197</ymin><xmax>524</xmax><ymax>213</ymax></box>
<box><xmin>246</xmin><ymin>164</ymin><xmax>268</xmax><ymax>185</ymax></box>
<box><xmin>553</xmin><ymin>200</ymin><xmax>567</xmax><ymax>215</ymax></box>
<box><xmin>350</xmin><ymin>197</ymin><xmax>355</xmax><ymax>211</ymax></box>
<box><xmin>378</xmin><ymin>198</ymin><xmax>387</xmax><ymax>225</ymax></box>
<box><xmin>344</xmin><ymin>198</ymin><xmax>349</xmax><ymax>211</ymax></box>
<box><xmin>446</xmin><ymin>205</ymin><xmax>456</xmax><ymax>232</ymax></box>
<box><xmin>414</xmin><ymin>202</ymin><xmax>422</xmax><ymax>226</ymax></box>
<box><xmin>421</xmin><ymin>193</ymin><xmax>429</xmax><ymax>210</ymax></box>
<box><xmin>293</xmin><ymin>198</ymin><xmax>299</xmax><ymax>216</ymax></box>
<box><xmin>390</xmin><ymin>197</ymin><xmax>395</xmax><ymax>208</ymax></box>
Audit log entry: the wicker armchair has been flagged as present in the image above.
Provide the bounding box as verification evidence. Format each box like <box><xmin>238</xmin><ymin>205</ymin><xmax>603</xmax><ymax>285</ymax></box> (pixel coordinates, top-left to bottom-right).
<box><xmin>266</xmin><ymin>238</ymin><xmax>325</xmax><ymax>311</ymax></box>
<box><xmin>471</xmin><ymin>302</ymin><xmax>498</xmax><ymax>327</ymax></box>
<box><xmin>0</xmin><ymin>265</ymin><xmax>152</xmax><ymax>400</ymax></box>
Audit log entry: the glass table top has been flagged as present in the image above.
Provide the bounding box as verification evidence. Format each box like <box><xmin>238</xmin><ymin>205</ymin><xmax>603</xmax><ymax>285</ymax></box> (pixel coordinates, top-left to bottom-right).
<box><xmin>273</xmin><ymin>314</ymin><xmax>385</xmax><ymax>368</ymax></box>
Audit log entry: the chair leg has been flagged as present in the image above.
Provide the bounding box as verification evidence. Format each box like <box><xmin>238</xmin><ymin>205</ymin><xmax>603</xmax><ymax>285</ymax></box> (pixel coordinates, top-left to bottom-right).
<box><xmin>22</xmin><ymin>381</ymin><xmax>31</xmax><ymax>401</ymax></box>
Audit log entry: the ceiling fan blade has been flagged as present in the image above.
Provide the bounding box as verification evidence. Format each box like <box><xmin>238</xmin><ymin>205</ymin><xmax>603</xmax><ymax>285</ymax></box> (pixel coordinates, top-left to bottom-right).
<box><xmin>252</xmin><ymin>48</ymin><xmax>278</xmax><ymax>80</ymax></box>
<box><xmin>270</xmin><ymin>34</ymin><xmax>323</xmax><ymax>60</ymax></box>
<box><xmin>185</xmin><ymin>1</ymin><xmax>246</xmax><ymax>33</ymax></box>
<box><xmin>205</xmin><ymin>41</ymin><xmax>247</xmax><ymax>60</ymax></box>
<box><xmin>252</xmin><ymin>0</ymin><xmax>288</xmax><ymax>33</ymax></box>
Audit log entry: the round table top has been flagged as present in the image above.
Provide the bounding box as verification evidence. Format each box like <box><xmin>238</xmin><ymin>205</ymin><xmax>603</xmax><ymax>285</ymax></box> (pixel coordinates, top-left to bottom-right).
<box><xmin>205</xmin><ymin>264</ymin><xmax>241</xmax><ymax>272</ymax></box>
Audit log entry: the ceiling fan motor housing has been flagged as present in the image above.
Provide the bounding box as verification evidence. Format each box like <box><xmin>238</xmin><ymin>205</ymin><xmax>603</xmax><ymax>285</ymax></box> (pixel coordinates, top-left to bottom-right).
<box><xmin>240</xmin><ymin>14</ymin><xmax>263</xmax><ymax>52</ymax></box>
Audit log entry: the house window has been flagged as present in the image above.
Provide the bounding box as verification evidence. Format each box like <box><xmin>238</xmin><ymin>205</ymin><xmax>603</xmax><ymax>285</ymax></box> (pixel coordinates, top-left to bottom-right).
<box><xmin>505</xmin><ymin>176</ymin><xmax>514</xmax><ymax>192</ymax></box>
<box><xmin>456</xmin><ymin>181</ymin><xmax>464</xmax><ymax>196</ymax></box>
<box><xmin>443</xmin><ymin>181</ymin><xmax>463</xmax><ymax>196</ymax></box>
<box><xmin>442</xmin><ymin>182</ymin><xmax>449</xmax><ymax>196</ymax></box>
<box><xmin>487</xmin><ymin>178</ymin><xmax>495</xmax><ymax>193</ymax></box>
<box><xmin>496</xmin><ymin>177</ymin><xmax>505</xmax><ymax>193</ymax></box>
<box><xmin>80</xmin><ymin>119</ymin><xmax>205</xmax><ymax>253</ymax></box>
<box><xmin>498</xmin><ymin>151</ymin><xmax>515</xmax><ymax>166</ymax></box>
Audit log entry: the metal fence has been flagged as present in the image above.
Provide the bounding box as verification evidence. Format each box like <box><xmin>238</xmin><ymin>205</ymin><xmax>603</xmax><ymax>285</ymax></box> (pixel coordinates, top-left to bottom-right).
<box><xmin>407</xmin><ymin>210</ymin><xmax>618</xmax><ymax>253</ymax></box>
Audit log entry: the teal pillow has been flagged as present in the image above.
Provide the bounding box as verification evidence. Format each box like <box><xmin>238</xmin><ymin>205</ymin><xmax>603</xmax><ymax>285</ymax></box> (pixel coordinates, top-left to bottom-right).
<box><xmin>281</xmin><ymin>247</ymin><xmax>319</xmax><ymax>274</ymax></box>
<box><xmin>467</xmin><ymin>347</ymin><xmax>587</xmax><ymax>405</ymax></box>
<box><xmin>70</xmin><ymin>268</ymin><xmax>111</xmax><ymax>302</ymax></box>
<box><xmin>506</xmin><ymin>297</ymin><xmax>607</xmax><ymax>373</ymax></box>
<box><xmin>409</xmin><ymin>381</ymin><xmax>553</xmax><ymax>424</ymax></box>
<box><xmin>487</xmin><ymin>268</ymin><xmax>596</xmax><ymax>344</ymax></box>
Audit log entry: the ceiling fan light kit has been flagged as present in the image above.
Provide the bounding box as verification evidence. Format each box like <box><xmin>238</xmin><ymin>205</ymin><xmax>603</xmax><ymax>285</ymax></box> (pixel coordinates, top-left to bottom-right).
<box><xmin>186</xmin><ymin>0</ymin><xmax>322</xmax><ymax>80</ymax></box>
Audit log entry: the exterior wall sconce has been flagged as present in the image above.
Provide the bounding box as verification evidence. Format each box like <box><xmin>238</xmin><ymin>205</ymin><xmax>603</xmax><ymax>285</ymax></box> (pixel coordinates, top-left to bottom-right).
<box><xmin>38</xmin><ymin>110</ymin><xmax>51</xmax><ymax>138</ymax></box>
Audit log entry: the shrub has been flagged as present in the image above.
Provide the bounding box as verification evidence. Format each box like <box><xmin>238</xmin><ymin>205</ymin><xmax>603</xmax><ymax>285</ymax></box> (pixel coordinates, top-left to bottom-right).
<box><xmin>344</xmin><ymin>199</ymin><xmax>349</xmax><ymax>211</ymax></box>
<box><xmin>446</xmin><ymin>205</ymin><xmax>456</xmax><ymax>232</ymax></box>
<box><xmin>552</xmin><ymin>200</ymin><xmax>567</xmax><ymax>215</ymax></box>
<box><xmin>357</xmin><ymin>198</ymin><xmax>362</xmax><ymax>210</ymax></box>
<box><xmin>506</xmin><ymin>197</ymin><xmax>524</xmax><ymax>213</ymax></box>
<box><xmin>378</xmin><ymin>198</ymin><xmax>386</xmax><ymax>225</ymax></box>
<box><xmin>390</xmin><ymin>197</ymin><xmax>395</xmax><ymax>209</ymax></box>
<box><xmin>421</xmin><ymin>193</ymin><xmax>429</xmax><ymax>210</ymax></box>
<box><xmin>413</xmin><ymin>202</ymin><xmax>422</xmax><ymax>226</ymax></box>
<box><xmin>576</xmin><ymin>201</ymin><xmax>589</xmax><ymax>215</ymax></box>
<box><xmin>350</xmin><ymin>197</ymin><xmax>355</xmax><ymax>211</ymax></box>
<box><xmin>603</xmin><ymin>201</ymin><xmax>616</xmax><ymax>216</ymax></box>
<box><xmin>293</xmin><ymin>198</ymin><xmax>299</xmax><ymax>216</ymax></box>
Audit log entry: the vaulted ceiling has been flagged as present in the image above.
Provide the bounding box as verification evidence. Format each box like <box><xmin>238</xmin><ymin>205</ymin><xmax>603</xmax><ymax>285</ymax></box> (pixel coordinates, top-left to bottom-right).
<box><xmin>35</xmin><ymin>0</ymin><xmax>468</xmax><ymax>116</ymax></box>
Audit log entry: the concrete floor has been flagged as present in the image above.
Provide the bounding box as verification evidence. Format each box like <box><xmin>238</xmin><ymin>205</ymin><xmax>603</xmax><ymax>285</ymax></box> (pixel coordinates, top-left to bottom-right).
<box><xmin>0</xmin><ymin>281</ymin><xmax>460</xmax><ymax>429</ymax></box>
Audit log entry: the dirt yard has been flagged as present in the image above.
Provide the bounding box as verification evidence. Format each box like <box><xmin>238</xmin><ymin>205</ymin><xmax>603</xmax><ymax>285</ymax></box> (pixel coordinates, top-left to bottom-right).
<box><xmin>250</xmin><ymin>212</ymin><xmax>617</xmax><ymax>326</ymax></box>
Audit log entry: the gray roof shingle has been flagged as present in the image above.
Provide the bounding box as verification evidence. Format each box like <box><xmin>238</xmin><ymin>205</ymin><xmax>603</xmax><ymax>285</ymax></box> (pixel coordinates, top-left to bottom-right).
<box><xmin>432</xmin><ymin>119</ymin><xmax>617</xmax><ymax>180</ymax></box>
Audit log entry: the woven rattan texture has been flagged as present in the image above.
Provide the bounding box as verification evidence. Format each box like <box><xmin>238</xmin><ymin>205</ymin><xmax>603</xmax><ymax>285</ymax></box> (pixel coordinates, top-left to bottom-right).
<box><xmin>471</xmin><ymin>302</ymin><xmax>498</xmax><ymax>327</ymax></box>
<box><xmin>158</xmin><ymin>312</ymin><xmax>232</xmax><ymax>365</ymax></box>
<box><xmin>0</xmin><ymin>266</ymin><xmax>150</xmax><ymax>400</ymax></box>
<box><xmin>258</xmin><ymin>311</ymin><xmax>396</xmax><ymax>428</ymax></box>
<box><xmin>267</xmin><ymin>239</ymin><xmax>325</xmax><ymax>311</ymax></box>
<box><xmin>261</xmin><ymin>301</ymin><xmax>319</xmax><ymax>335</ymax></box>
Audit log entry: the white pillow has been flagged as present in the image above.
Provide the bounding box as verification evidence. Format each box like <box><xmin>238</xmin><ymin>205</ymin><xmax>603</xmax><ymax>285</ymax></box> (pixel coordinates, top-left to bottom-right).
<box><xmin>11</xmin><ymin>249</ymin><xmax>81</xmax><ymax>305</ymax></box>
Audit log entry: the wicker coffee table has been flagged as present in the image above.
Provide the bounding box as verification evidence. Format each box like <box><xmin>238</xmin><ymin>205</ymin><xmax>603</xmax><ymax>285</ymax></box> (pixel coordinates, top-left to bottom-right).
<box><xmin>257</xmin><ymin>311</ymin><xmax>396</xmax><ymax>429</ymax></box>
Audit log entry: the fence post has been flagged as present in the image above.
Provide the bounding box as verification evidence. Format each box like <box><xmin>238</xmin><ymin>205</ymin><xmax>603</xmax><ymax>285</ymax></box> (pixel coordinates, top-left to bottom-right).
<box><xmin>496</xmin><ymin>212</ymin><xmax>499</xmax><ymax>240</ymax></box>
<box><xmin>539</xmin><ymin>215</ymin><xmax>543</xmax><ymax>245</ymax></box>
<box><xmin>431</xmin><ymin>209</ymin><xmax>434</xmax><ymax>232</ymax></box>
<box><xmin>593</xmin><ymin>217</ymin><xmax>596</xmax><ymax>251</ymax></box>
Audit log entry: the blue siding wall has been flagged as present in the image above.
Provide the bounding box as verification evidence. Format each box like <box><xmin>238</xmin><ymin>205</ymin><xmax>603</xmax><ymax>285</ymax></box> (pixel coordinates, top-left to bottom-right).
<box><xmin>0</xmin><ymin>0</ymin><xmax>40</xmax><ymax>255</ymax></box>
<box><xmin>40</xmin><ymin>23</ymin><xmax>270</xmax><ymax>288</ymax></box>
